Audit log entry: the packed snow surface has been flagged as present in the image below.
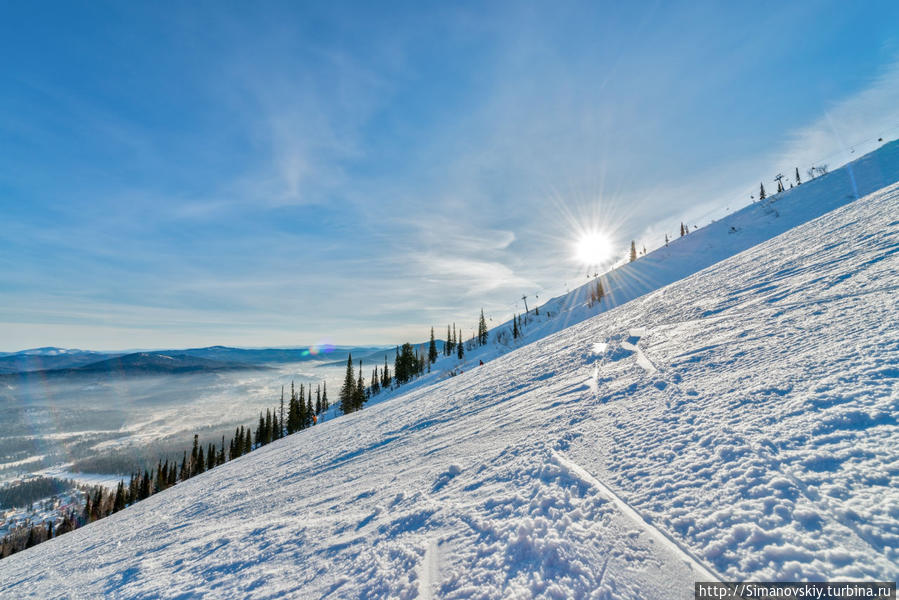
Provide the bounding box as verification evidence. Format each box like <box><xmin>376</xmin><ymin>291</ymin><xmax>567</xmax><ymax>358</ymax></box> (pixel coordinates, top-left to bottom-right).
<box><xmin>2</xmin><ymin>156</ymin><xmax>898</xmax><ymax>597</ymax></box>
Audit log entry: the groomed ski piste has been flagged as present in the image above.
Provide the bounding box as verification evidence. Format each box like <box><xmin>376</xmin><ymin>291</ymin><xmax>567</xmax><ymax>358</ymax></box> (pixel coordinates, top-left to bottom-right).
<box><xmin>1</xmin><ymin>143</ymin><xmax>897</xmax><ymax>598</ymax></box>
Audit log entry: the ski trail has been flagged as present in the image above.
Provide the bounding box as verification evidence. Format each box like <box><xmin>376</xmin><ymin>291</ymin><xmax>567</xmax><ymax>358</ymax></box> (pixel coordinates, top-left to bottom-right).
<box><xmin>551</xmin><ymin>450</ymin><xmax>720</xmax><ymax>583</ymax></box>
<box><xmin>596</xmin><ymin>555</ymin><xmax>610</xmax><ymax>591</ymax></box>
<box><xmin>418</xmin><ymin>538</ymin><xmax>440</xmax><ymax>599</ymax></box>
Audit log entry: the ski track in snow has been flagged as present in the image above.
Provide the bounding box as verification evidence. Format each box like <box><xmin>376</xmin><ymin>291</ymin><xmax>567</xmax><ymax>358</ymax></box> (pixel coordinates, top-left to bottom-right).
<box><xmin>418</xmin><ymin>538</ymin><xmax>440</xmax><ymax>600</ymax></box>
<box><xmin>550</xmin><ymin>449</ymin><xmax>720</xmax><ymax>582</ymax></box>
<box><xmin>1</xmin><ymin>146</ymin><xmax>899</xmax><ymax>598</ymax></box>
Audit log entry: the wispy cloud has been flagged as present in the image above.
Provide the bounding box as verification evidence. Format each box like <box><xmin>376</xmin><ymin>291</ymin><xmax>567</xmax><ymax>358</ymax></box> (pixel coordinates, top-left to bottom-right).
<box><xmin>775</xmin><ymin>58</ymin><xmax>899</xmax><ymax>173</ymax></box>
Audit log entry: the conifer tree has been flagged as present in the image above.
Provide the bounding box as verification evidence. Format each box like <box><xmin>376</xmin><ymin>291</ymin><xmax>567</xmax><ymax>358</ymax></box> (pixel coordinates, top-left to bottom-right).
<box><xmin>306</xmin><ymin>395</ymin><xmax>314</xmax><ymax>426</ymax></box>
<box><xmin>297</xmin><ymin>383</ymin><xmax>308</xmax><ymax>427</ymax></box>
<box><xmin>478</xmin><ymin>309</ymin><xmax>488</xmax><ymax>345</ymax></box>
<box><xmin>113</xmin><ymin>481</ymin><xmax>125</xmax><ymax>513</ymax></box>
<box><xmin>445</xmin><ymin>325</ymin><xmax>452</xmax><ymax>355</ymax></box>
<box><xmin>395</xmin><ymin>343</ymin><xmax>418</xmax><ymax>384</ymax></box>
<box><xmin>298</xmin><ymin>391</ymin><xmax>307</xmax><ymax>429</ymax></box>
<box><xmin>191</xmin><ymin>434</ymin><xmax>200</xmax><ymax>477</ymax></box>
<box><xmin>382</xmin><ymin>356</ymin><xmax>390</xmax><ymax>388</ymax></box>
<box><xmin>354</xmin><ymin>361</ymin><xmax>366</xmax><ymax>410</ymax></box>
<box><xmin>680</xmin><ymin>222</ymin><xmax>685</xmax><ymax>237</ymax></box>
<box><xmin>139</xmin><ymin>471</ymin><xmax>150</xmax><ymax>500</ymax></box>
<box><xmin>219</xmin><ymin>436</ymin><xmax>226</xmax><ymax>465</ymax></box>
<box><xmin>457</xmin><ymin>337</ymin><xmax>464</xmax><ymax>360</ymax></box>
<box><xmin>279</xmin><ymin>386</ymin><xmax>285</xmax><ymax>439</ymax></box>
<box><xmin>322</xmin><ymin>382</ymin><xmax>329</xmax><ymax>412</ymax></box>
<box><xmin>287</xmin><ymin>386</ymin><xmax>298</xmax><ymax>434</ymax></box>
<box><xmin>429</xmin><ymin>327</ymin><xmax>438</xmax><ymax>363</ymax></box>
<box><xmin>590</xmin><ymin>279</ymin><xmax>605</xmax><ymax>306</ymax></box>
<box><xmin>630</xmin><ymin>241</ymin><xmax>637</xmax><ymax>262</ymax></box>
<box><xmin>25</xmin><ymin>526</ymin><xmax>36</xmax><ymax>549</ymax></box>
<box><xmin>665</xmin><ymin>233</ymin><xmax>669</xmax><ymax>246</ymax></box>
<box><xmin>795</xmin><ymin>167</ymin><xmax>801</xmax><ymax>185</ymax></box>
<box><xmin>512</xmin><ymin>314</ymin><xmax>519</xmax><ymax>339</ymax></box>
<box><xmin>394</xmin><ymin>346</ymin><xmax>402</xmax><ymax>384</ymax></box>
<box><xmin>759</xmin><ymin>182</ymin><xmax>766</xmax><ymax>200</ymax></box>
<box><xmin>207</xmin><ymin>443</ymin><xmax>216</xmax><ymax>471</ymax></box>
<box><xmin>255</xmin><ymin>413</ymin><xmax>265</xmax><ymax>447</ymax></box>
<box><xmin>196</xmin><ymin>446</ymin><xmax>205</xmax><ymax>475</ymax></box>
<box><xmin>243</xmin><ymin>429</ymin><xmax>252</xmax><ymax>454</ymax></box>
<box><xmin>180</xmin><ymin>448</ymin><xmax>190</xmax><ymax>481</ymax></box>
<box><xmin>340</xmin><ymin>354</ymin><xmax>356</xmax><ymax>414</ymax></box>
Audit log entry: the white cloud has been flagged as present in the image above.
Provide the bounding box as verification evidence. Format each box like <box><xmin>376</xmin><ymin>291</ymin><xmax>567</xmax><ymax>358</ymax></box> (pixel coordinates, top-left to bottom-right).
<box><xmin>776</xmin><ymin>59</ymin><xmax>899</xmax><ymax>173</ymax></box>
<box><xmin>416</xmin><ymin>255</ymin><xmax>533</xmax><ymax>296</ymax></box>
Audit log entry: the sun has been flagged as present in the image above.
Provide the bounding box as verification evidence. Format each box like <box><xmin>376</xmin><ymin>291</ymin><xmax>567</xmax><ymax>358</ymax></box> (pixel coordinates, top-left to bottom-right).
<box><xmin>574</xmin><ymin>231</ymin><xmax>613</xmax><ymax>266</ymax></box>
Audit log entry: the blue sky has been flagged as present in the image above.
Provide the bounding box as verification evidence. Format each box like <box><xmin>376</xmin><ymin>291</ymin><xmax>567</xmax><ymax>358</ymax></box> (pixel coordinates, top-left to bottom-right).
<box><xmin>2</xmin><ymin>1</ymin><xmax>899</xmax><ymax>350</ymax></box>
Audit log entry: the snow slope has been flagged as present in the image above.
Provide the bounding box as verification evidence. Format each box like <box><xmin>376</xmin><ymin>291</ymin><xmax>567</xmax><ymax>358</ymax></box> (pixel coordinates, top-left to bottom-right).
<box><xmin>1</xmin><ymin>169</ymin><xmax>897</xmax><ymax>596</ymax></box>
<box><xmin>358</xmin><ymin>141</ymin><xmax>899</xmax><ymax>404</ymax></box>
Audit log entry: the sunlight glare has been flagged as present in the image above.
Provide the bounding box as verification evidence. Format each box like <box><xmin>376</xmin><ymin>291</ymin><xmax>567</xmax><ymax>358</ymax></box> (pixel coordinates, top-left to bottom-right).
<box><xmin>575</xmin><ymin>231</ymin><xmax>613</xmax><ymax>265</ymax></box>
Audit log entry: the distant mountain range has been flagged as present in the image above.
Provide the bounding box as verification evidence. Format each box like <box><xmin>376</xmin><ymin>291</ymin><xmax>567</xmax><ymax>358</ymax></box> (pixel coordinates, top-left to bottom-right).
<box><xmin>0</xmin><ymin>345</ymin><xmax>391</xmax><ymax>377</ymax></box>
<box><xmin>0</xmin><ymin>352</ymin><xmax>264</xmax><ymax>380</ymax></box>
<box><xmin>0</xmin><ymin>346</ymin><xmax>94</xmax><ymax>357</ymax></box>
<box><xmin>175</xmin><ymin>345</ymin><xmax>388</xmax><ymax>365</ymax></box>
<box><xmin>0</xmin><ymin>349</ymin><xmax>116</xmax><ymax>374</ymax></box>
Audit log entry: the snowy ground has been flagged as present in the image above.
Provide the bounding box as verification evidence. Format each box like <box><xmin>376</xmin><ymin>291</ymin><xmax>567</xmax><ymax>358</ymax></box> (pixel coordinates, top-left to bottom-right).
<box><xmin>0</xmin><ymin>173</ymin><xmax>896</xmax><ymax>595</ymax></box>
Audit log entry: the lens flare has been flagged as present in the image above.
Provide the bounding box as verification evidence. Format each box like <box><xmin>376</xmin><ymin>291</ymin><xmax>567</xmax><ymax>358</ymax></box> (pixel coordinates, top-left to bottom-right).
<box><xmin>574</xmin><ymin>231</ymin><xmax>613</xmax><ymax>265</ymax></box>
<box><xmin>306</xmin><ymin>342</ymin><xmax>335</xmax><ymax>356</ymax></box>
